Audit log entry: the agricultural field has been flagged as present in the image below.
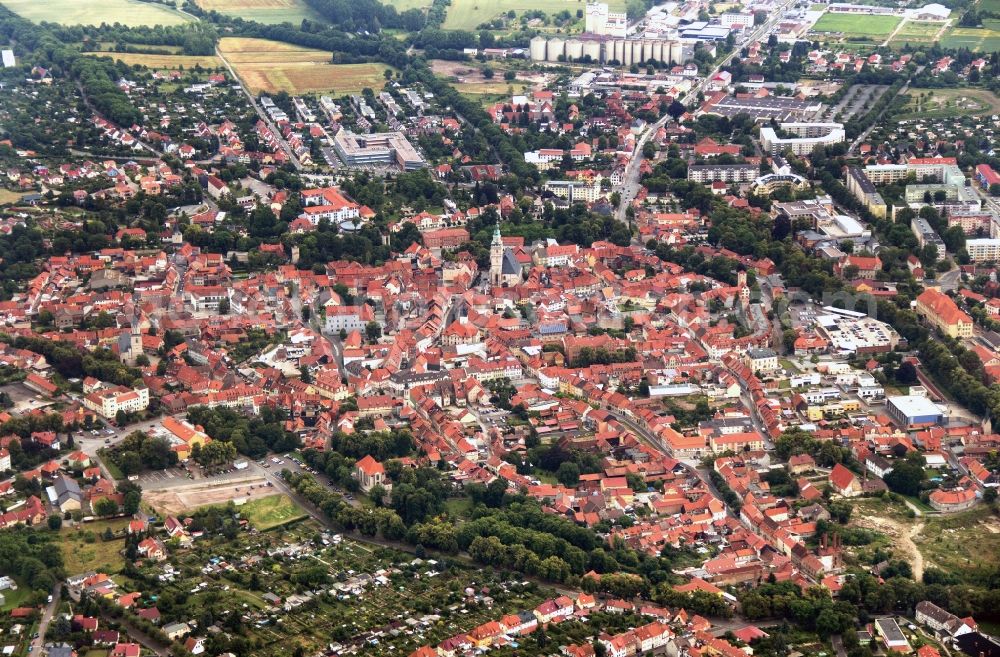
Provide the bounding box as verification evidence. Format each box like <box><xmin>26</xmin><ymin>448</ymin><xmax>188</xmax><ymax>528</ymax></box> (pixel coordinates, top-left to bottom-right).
<box><xmin>0</xmin><ymin>0</ymin><xmax>191</xmax><ymax>26</ymax></box>
<box><xmin>59</xmin><ymin>519</ymin><xmax>131</xmax><ymax>576</ymax></box>
<box><xmin>85</xmin><ymin>52</ymin><xmax>223</xmax><ymax>70</ymax></box>
<box><xmin>193</xmin><ymin>0</ymin><xmax>327</xmax><ymax>25</ymax></box>
<box><xmin>888</xmin><ymin>20</ymin><xmax>945</xmax><ymax>45</ymax></box>
<box><xmin>898</xmin><ymin>87</ymin><xmax>1000</xmax><ymax>119</ymax></box>
<box><xmin>218</xmin><ymin>37</ymin><xmax>390</xmax><ymax>95</ymax></box>
<box><xmin>941</xmin><ymin>24</ymin><xmax>1000</xmax><ymax>50</ymax></box>
<box><xmin>811</xmin><ymin>12</ymin><xmax>902</xmax><ymax>37</ymax></box>
<box><xmin>442</xmin><ymin>0</ymin><xmax>625</xmax><ymax>31</ymax></box>
<box><xmin>238</xmin><ymin>494</ymin><xmax>307</xmax><ymax>530</ymax></box>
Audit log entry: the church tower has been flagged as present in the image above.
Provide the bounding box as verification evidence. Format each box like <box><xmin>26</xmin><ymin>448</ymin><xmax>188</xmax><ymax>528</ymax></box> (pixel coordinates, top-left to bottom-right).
<box><xmin>489</xmin><ymin>221</ymin><xmax>504</xmax><ymax>286</ymax></box>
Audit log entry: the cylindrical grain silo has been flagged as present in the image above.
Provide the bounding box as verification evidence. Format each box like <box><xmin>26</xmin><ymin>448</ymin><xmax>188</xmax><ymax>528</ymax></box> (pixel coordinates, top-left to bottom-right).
<box><xmin>546</xmin><ymin>37</ymin><xmax>565</xmax><ymax>62</ymax></box>
<box><xmin>630</xmin><ymin>39</ymin><xmax>642</xmax><ymax>65</ymax></box>
<box><xmin>669</xmin><ymin>40</ymin><xmax>684</xmax><ymax>65</ymax></box>
<box><xmin>649</xmin><ymin>40</ymin><xmax>663</xmax><ymax>64</ymax></box>
<box><xmin>583</xmin><ymin>40</ymin><xmax>601</xmax><ymax>63</ymax></box>
<box><xmin>621</xmin><ymin>39</ymin><xmax>633</xmax><ymax>66</ymax></box>
<box><xmin>530</xmin><ymin>36</ymin><xmax>547</xmax><ymax>62</ymax></box>
<box><xmin>565</xmin><ymin>38</ymin><xmax>583</xmax><ymax>61</ymax></box>
<box><xmin>612</xmin><ymin>38</ymin><xmax>624</xmax><ymax>64</ymax></box>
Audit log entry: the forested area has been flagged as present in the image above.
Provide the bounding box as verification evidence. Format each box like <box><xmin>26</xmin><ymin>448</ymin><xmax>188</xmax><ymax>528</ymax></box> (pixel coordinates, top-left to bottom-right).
<box><xmin>186</xmin><ymin>406</ymin><xmax>302</xmax><ymax>458</ymax></box>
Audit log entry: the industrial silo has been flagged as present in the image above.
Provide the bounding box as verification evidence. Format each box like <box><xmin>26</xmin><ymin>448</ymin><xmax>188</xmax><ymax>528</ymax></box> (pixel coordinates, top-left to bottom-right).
<box><xmin>530</xmin><ymin>36</ymin><xmax>547</xmax><ymax>62</ymax></box>
<box><xmin>630</xmin><ymin>39</ymin><xmax>643</xmax><ymax>65</ymax></box>
<box><xmin>582</xmin><ymin>40</ymin><xmax>601</xmax><ymax>63</ymax></box>
<box><xmin>565</xmin><ymin>38</ymin><xmax>583</xmax><ymax>61</ymax></box>
<box><xmin>669</xmin><ymin>40</ymin><xmax>684</xmax><ymax>65</ymax></box>
<box><xmin>648</xmin><ymin>40</ymin><xmax>663</xmax><ymax>64</ymax></box>
<box><xmin>546</xmin><ymin>37</ymin><xmax>565</xmax><ymax>62</ymax></box>
<box><xmin>612</xmin><ymin>38</ymin><xmax>624</xmax><ymax>63</ymax></box>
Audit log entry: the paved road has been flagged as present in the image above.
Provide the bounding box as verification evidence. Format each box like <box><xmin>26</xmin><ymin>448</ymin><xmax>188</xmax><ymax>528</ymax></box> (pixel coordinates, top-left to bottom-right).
<box><xmin>214</xmin><ymin>46</ymin><xmax>302</xmax><ymax>170</ymax></box>
<box><xmin>30</xmin><ymin>583</ymin><xmax>61</xmax><ymax>653</ymax></box>
<box><xmin>614</xmin><ymin>0</ymin><xmax>796</xmax><ymax>226</ymax></box>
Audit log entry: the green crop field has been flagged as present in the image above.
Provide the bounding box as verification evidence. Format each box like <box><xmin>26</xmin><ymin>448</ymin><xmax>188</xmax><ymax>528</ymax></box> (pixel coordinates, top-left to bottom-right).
<box><xmin>0</xmin><ymin>0</ymin><xmax>191</xmax><ymax>26</ymax></box>
<box><xmin>383</xmin><ymin>0</ymin><xmax>434</xmax><ymax>9</ymax></box>
<box><xmin>442</xmin><ymin>0</ymin><xmax>625</xmax><ymax>31</ymax></box>
<box><xmin>193</xmin><ymin>0</ymin><xmax>327</xmax><ymax>25</ymax></box>
<box><xmin>889</xmin><ymin>20</ymin><xmax>944</xmax><ymax>44</ymax></box>
<box><xmin>979</xmin><ymin>0</ymin><xmax>1000</xmax><ymax>12</ymax></box>
<box><xmin>942</xmin><ymin>25</ymin><xmax>1000</xmax><ymax>50</ymax></box>
<box><xmin>811</xmin><ymin>12</ymin><xmax>901</xmax><ymax>36</ymax></box>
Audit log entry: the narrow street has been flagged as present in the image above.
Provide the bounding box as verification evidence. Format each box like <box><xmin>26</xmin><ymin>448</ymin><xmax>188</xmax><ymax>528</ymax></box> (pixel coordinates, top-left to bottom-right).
<box><xmin>30</xmin><ymin>583</ymin><xmax>61</xmax><ymax>654</ymax></box>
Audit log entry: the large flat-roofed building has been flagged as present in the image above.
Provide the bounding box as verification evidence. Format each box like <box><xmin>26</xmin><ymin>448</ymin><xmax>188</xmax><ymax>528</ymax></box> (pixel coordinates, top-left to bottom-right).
<box><xmin>915</xmin><ymin>287</ymin><xmax>973</xmax><ymax>338</ymax></box>
<box><xmin>760</xmin><ymin>122</ymin><xmax>845</xmax><ymax>156</ymax></box>
<box><xmin>911</xmin><ymin>217</ymin><xmax>946</xmax><ymax>260</ymax></box>
<box><xmin>701</xmin><ymin>94</ymin><xmax>825</xmax><ymax>122</ymax></box>
<box><xmin>845</xmin><ymin>166</ymin><xmax>887</xmax><ymax>219</ymax></box>
<box><xmin>687</xmin><ymin>163</ymin><xmax>758</xmax><ymax>184</ymax></box>
<box><xmin>543</xmin><ymin>179</ymin><xmax>604</xmax><ymax>203</ymax></box>
<box><xmin>887</xmin><ymin>394</ymin><xmax>944</xmax><ymax>428</ymax></box>
<box><xmin>333</xmin><ymin>129</ymin><xmax>426</xmax><ymax>170</ymax></box>
<box><xmin>966</xmin><ymin>237</ymin><xmax>1000</xmax><ymax>262</ymax></box>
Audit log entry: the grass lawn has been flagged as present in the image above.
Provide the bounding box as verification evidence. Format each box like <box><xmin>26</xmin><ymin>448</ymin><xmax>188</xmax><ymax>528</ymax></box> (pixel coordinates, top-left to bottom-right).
<box><xmin>219</xmin><ymin>37</ymin><xmax>390</xmax><ymax>95</ymax></box>
<box><xmin>980</xmin><ymin>0</ymin><xmax>1000</xmax><ymax>12</ymax></box>
<box><xmin>83</xmin><ymin>651</ymin><xmax>109</xmax><ymax>657</ymax></box>
<box><xmin>98</xmin><ymin>449</ymin><xmax>124</xmax><ymax>480</ymax></box>
<box><xmin>0</xmin><ymin>189</ymin><xmax>23</xmax><ymax>206</ymax></box>
<box><xmin>239</xmin><ymin>494</ymin><xmax>307</xmax><ymax>530</ymax></box>
<box><xmin>0</xmin><ymin>584</ymin><xmax>31</xmax><ymax>611</ymax></box>
<box><xmin>193</xmin><ymin>0</ymin><xmax>328</xmax><ymax>24</ymax></box>
<box><xmin>442</xmin><ymin>0</ymin><xmax>625</xmax><ymax>31</ymax></box>
<box><xmin>60</xmin><ymin>519</ymin><xmax>130</xmax><ymax>576</ymax></box>
<box><xmin>443</xmin><ymin>497</ymin><xmax>473</xmax><ymax>518</ymax></box>
<box><xmin>941</xmin><ymin>25</ymin><xmax>1000</xmax><ymax>50</ymax></box>
<box><xmin>811</xmin><ymin>12</ymin><xmax>901</xmax><ymax>36</ymax></box>
<box><xmin>0</xmin><ymin>0</ymin><xmax>191</xmax><ymax>25</ymax></box>
<box><xmin>898</xmin><ymin>87</ymin><xmax>1000</xmax><ymax>119</ymax></box>
<box><xmin>86</xmin><ymin>52</ymin><xmax>223</xmax><ymax>70</ymax></box>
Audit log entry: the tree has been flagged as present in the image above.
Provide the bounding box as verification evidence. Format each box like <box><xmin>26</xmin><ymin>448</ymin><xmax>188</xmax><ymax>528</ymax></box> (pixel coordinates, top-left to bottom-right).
<box><xmin>556</xmin><ymin>461</ymin><xmax>581</xmax><ymax>487</ymax></box>
<box><xmin>218</xmin><ymin>298</ymin><xmax>230</xmax><ymax>315</ymax></box>
<box><xmin>896</xmin><ymin>361</ymin><xmax>917</xmax><ymax>384</ymax></box>
<box><xmin>124</xmin><ymin>490</ymin><xmax>142</xmax><ymax>515</ymax></box>
<box><xmin>884</xmin><ymin>455</ymin><xmax>926</xmax><ymax>497</ymax></box>
<box><xmin>365</xmin><ymin>321</ymin><xmax>382</xmax><ymax>341</ymax></box>
<box><xmin>93</xmin><ymin>497</ymin><xmax>118</xmax><ymax>517</ymax></box>
<box><xmin>666</xmin><ymin>99</ymin><xmax>686</xmax><ymax>122</ymax></box>
<box><xmin>47</xmin><ymin>514</ymin><xmax>62</xmax><ymax>530</ymax></box>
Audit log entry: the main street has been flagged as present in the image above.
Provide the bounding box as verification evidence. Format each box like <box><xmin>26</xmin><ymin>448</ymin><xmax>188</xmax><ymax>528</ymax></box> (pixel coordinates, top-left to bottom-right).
<box><xmin>614</xmin><ymin>0</ymin><xmax>797</xmax><ymax>225</ymax></box>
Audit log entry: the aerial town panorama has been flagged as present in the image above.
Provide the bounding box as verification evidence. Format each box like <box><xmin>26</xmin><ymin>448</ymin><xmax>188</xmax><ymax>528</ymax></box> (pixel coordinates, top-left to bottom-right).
<box><xmin>0</xmin><ymin>0</ymin><xmax>999</xmax><ymax>656</ymax></box>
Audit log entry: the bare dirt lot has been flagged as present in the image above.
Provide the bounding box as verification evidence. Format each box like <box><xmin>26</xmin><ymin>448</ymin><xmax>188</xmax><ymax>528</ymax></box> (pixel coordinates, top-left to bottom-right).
<box><xmin>145</xmin><ymin>475</ymin><xmax>269</xmax><ymax>516</ymax></box>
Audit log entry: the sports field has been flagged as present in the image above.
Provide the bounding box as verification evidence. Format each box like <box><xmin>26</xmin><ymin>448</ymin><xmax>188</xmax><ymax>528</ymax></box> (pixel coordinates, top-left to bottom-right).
<box><xmin>86</xmin><ymin>52</ymin><xmax>223</xmax><ymax>69</ymax></box>
<box><xmin>219</xmin><ymin>37</ymin><xmax>390</xmax><ymax>95</ymax></box>
<box><xmin>194</xmin><ymin>0</ymin><xmax>326</xmax><ymax>24</ymax></box>
<box><xmin>239</xmin><ymin>494</ymin><xmax>307</xmax><ymax>530</ymax></box>
<box><xmin>811</xmin><ymin>12</ymin><xmax>901</xmax><ymax>36</ymax></box>
<box><xmin>0</xmin><ymin>0</ymin><xmax>191</xmax><ymax>26</ymax></box>
<box><xmin>898</xmin><ymin>87</ymin><xmax>1000</xmax><ymax>119</ymax></box>
<box><xmin>442</xmin><ymin>0</ymin><xmax>626</xmax><ymax>31</ymax></box>
<box><xmin>941</xmin><ymin>25</ymin><xmax>1000</xmax><ymax>50</ymax></box>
